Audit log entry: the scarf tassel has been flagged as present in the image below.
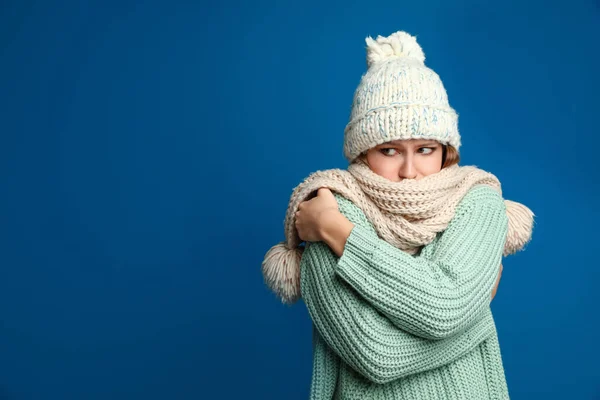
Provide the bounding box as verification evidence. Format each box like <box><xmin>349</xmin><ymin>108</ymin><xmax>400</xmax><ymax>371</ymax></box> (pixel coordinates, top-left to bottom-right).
<box><xmin>503</xmin><ymin>200</ymin><xmax>536</xmax><ymax>257</ymax></box>
<box><xmin>262</xmin><ymin>241</ymin><xmax>304</xmax><ymax>305</ymax></box>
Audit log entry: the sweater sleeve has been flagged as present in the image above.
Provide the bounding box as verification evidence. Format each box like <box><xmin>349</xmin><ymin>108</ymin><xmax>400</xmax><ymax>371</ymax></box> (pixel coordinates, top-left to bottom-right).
<box><xmin>300</xmin><ymin>234</ymin><xmax>497</xmax><ymax>384</ymax></box>
<box><xmin>332</xmin><ymin>186</ymin><xmax>508</xmax><ymax>340</ymax></box>
<box><xmin>309</xmin><ymin>323</ymin><xmax>340</xmax><ymax>399</ymax></box>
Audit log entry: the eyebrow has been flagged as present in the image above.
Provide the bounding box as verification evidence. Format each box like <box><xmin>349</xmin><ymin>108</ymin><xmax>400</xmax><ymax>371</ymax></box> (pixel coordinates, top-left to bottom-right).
<box><xmin>383</xmin><ymin>141</ymin><xmax>439</xmax><ymax>146</ymax></box>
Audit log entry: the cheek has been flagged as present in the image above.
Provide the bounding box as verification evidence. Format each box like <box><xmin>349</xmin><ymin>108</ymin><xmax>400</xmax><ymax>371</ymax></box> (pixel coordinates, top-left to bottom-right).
<box><xmin>422</xmin><ymin>153</ymin><xmax>443</xmax><ymax>174</ymax></box>
<box><xmin>367</xmin><ymin>154</ymin><xmax>400</xmax><ymax>179</ymax></box>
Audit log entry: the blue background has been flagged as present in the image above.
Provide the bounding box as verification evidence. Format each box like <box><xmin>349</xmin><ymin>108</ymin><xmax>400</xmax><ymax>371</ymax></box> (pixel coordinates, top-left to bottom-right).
<box><xmin>1</xmin><ymin>0</ymin><xmax>599</xmax><ymax>399</ymax></box>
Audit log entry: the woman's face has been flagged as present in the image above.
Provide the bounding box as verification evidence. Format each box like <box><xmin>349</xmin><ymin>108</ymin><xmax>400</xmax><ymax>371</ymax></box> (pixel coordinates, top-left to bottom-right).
<box><xmin>362</xmin><ymin>139</ymin><xmax>444</xmax><ymax>182</ymax></box>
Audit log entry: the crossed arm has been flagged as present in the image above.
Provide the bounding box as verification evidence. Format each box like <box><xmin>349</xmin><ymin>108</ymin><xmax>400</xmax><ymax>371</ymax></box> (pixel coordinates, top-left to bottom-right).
<box><xmin>300</xmin><ymin>186</ymin><xmax>508</xmax><ymax>383</ymax></box>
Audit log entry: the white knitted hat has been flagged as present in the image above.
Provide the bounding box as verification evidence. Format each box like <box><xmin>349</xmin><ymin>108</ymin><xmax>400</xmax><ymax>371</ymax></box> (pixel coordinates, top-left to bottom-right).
<box><xmin>343</xmin><ymin>31</ymin><xmax>461</xmax><ymax>162</ymax></box>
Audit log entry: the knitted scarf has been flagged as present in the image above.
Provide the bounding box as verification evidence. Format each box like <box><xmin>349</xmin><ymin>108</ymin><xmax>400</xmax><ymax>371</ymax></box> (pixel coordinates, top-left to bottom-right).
<box><xmin>262</xmin><ymin>159</ymin><xmax>535</xmax><ymax>304</ymax></box>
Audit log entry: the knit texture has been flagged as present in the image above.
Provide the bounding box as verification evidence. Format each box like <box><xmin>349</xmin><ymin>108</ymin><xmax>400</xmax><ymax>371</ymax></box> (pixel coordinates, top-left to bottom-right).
<box><xmin>301</xmin><ymin>186</ymin><xmax>511</xmax><ymax>399</ymax></box>
<box><xmin>262</xmin><ymin>159</ymin><xmax>535</xmax><ymax>304</ymax></box>
<box><xmin>343</xmin><ymin>31</ymin><xmax>460</xmax><ymax>162</ymax></box>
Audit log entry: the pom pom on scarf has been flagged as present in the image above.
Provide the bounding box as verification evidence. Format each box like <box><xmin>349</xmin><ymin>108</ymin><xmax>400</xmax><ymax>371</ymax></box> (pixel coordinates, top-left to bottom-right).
<box><xmin>261</xmin><ymin>241</ymin><xmax>304</xmax><ymax>304</ymax></box>
<box><xmin>503</xmin><ymin>200</ymin><xmax>535</xmax><ymax>256</ymax></box>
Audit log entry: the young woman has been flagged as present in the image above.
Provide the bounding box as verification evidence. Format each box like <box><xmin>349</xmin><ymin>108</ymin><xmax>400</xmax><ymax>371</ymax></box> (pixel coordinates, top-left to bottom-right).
<box><xmin>262</xmin><ymin>31</ymin><xmax>534</xmax><ymax>399</ymax></box>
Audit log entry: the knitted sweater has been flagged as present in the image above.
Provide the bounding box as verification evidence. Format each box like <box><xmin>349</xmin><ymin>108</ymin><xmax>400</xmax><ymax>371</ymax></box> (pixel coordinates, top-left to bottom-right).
<box><xmin>300</xmin><ymin>185</ymin><xmax>510</xmax><ymax>399</ymax></box>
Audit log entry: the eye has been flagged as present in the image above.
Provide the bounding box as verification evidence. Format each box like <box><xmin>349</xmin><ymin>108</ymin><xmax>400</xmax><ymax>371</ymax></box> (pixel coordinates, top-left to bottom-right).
<box><xmin>379</xmin><ymin>147</ymin><xmax>436</xmax><ymax>156</ymax></box>
<box><xmin>419</xmin><ymin>147</ymin><xmax>436</xmax><ymax>155</ymax></box>
<box><xmin>379</xmin><ymin>148</ymin><xmax>398</xmax><ymax>156</ymax></box>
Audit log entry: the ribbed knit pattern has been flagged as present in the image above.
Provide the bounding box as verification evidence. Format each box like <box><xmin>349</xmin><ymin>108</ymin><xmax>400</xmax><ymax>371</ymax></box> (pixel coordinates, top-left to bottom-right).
<box><xmin>343</xmin><ymin>31</ymin><xmax>460</xmax><ymax>162</ymax></box>
<box><xmin>300</xmin><ymin>186</ymin><xmax>510</xmax><ymax>399</ymax></box>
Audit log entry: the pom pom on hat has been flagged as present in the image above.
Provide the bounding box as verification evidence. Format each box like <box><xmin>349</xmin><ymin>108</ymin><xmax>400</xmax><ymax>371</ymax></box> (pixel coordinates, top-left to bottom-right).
<box><xmin>366</xmin><ymin>31</ymin><xmax>425</xmax><ymax>68</ymax></box>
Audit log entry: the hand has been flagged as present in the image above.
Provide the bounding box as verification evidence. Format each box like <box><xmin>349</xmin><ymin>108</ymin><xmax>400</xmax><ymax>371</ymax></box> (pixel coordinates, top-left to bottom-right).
<box><xmin>490</xmin><ymin>263</ymin><xmax>503</xmax><ymax>301</ymax></box>
<box><xmin>295</xmin><ymin>188</ymin><xmax>339</xmax><ymax>243</ymax></box>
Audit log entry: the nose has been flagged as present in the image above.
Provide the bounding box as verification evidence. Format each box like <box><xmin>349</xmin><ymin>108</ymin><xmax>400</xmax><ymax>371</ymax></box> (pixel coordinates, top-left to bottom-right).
<box><xmin>399</xmin><ymin>157</ymin><xmax>418</xmax><ymax>180</ymax></box>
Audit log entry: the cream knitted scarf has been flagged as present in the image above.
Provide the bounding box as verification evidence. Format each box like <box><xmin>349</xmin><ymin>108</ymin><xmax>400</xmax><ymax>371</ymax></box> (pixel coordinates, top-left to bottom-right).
<box><xmin>262</xmin><ymin>159</ymin><xmax>535</xmax><ymax>304</ymax></box>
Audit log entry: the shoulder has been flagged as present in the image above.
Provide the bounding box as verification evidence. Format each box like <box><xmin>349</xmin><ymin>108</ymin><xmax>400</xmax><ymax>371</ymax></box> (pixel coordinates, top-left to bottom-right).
<box><xmin>449</xmin><ymin>185</ymin><xmax>508</xmax><ymax>236</ymax></box>
<box><xmin>332</xmin><ymin>193</ymin><xmax>376</xmax><ymax>232</ymax></box>
<box><xmin>458</xmin><ymin>184</ymin><xmax>506</xmax><ymax>213</ymax></box>
<box><xmin>333</xmin><ymin>192</ymin><xmax>355</xmax><ymax>209</ymax></box>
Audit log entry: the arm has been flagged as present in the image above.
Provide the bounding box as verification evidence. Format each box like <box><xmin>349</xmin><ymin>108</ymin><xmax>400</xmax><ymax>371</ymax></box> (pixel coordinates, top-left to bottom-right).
<box><xmin>309</xmin><ymin>323</ymin><xmax>340</xmax><ymax>399</ymax></box>
<box><xmin>300</xmin><ymin>235</ymin><xmax>497</xmax><ymax>385</ymax></box>
<box><xmin>324</xmin><ymin>187</ymin><xmax>508</xmax><ymax>340</ymax></box>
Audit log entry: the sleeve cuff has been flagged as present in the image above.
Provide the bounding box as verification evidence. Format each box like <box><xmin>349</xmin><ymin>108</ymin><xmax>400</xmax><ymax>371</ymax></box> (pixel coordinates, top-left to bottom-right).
<box><xmin>335</xmin><ymin>224</ymin><xmax>379</xmax><ymax>284</ymax></box>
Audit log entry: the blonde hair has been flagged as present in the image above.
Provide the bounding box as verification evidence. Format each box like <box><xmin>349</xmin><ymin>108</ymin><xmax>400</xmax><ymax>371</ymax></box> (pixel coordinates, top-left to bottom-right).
<box><xmin>358</xmin><ymin>143</ymin><xmax>460</xmax><ymax>169</ymax></box>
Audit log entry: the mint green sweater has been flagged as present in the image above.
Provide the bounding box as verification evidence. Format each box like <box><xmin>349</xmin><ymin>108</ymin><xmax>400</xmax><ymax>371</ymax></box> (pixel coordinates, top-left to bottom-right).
<box><xmin>300</xmin><ymin>185</ymin><xmax>510</xmax><ymax>399</ymax></box>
